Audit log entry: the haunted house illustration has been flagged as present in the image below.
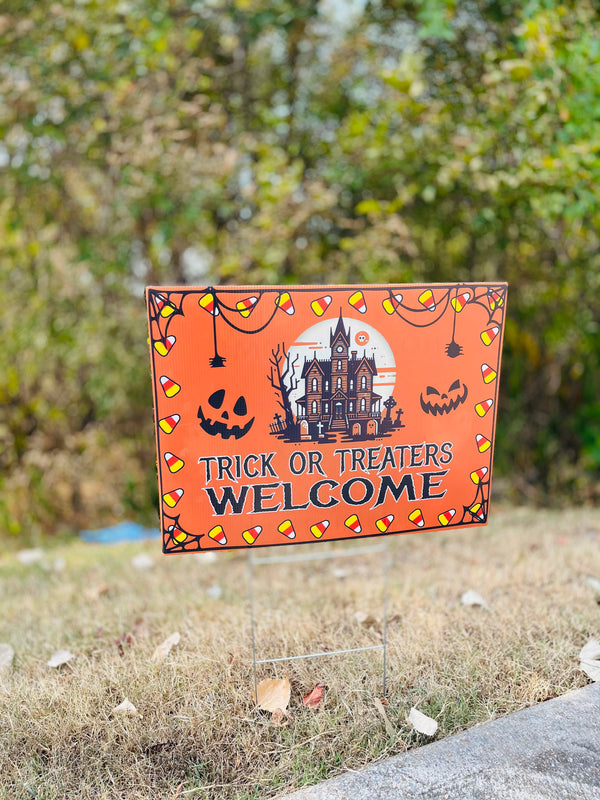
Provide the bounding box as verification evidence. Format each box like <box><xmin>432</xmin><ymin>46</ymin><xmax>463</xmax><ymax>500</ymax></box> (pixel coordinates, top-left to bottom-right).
<box><xmin>296</xmin><ymin>312</ymin><xmax>383</xmax><ymax>439</ymax></box>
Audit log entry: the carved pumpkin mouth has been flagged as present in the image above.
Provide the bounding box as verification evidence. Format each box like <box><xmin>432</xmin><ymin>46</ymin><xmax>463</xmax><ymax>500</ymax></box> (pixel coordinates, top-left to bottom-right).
<box><xmin>198</xmin><ymin>389</ymin><xmax>255</xmax><ymax>439</ymax></box>
<box><xmin>420</xmin><ymin>380</ymin><xmax>468</xmax><ymax>416</ymax></box>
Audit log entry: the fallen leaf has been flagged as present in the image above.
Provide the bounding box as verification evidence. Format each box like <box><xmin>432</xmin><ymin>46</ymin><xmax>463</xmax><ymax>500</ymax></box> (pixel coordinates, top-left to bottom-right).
<box><xmin>407</xmin><ymin>707</ymin><xmax>438</xmax><ymax>736</ymax></box>
<box><xmin>152</xmin><ymin>632</ymin><xmax>181</xmax><ymax>663</ymax></box>
<box><xmin>0</xmin><ymin>644</ymin><xmax>14</xmax><ymax>674</ymax></box>
<box><xmin>47</xmin><ymin>650</ymin><xmax>75</xmax><ymax>668</ymax></box>
<box><xmin>460</xmin><ymin>589</ymin><xmax>489</xmax><ymax>609</ymax></box>
<box><xmin>271</xmin><ymin>707</ymin><xmax>290</xmax><ymax>726</ymax></box>
<box><xmin>84</xmin><ymin>582</ymin><xmax>109</xmax><ymax>601</ymax></box>
<box><xmin>354</xmin><ymin>610</ymin><xmax>378</xmax><ymax>628</ymax></box>
<box><xmin>373</xmin><ymin>697</ymin><xmax>395</xmax><ymax>737</ymax></box>
<box><xmin>579</xmin><ymin>639</ymin><xmax>600</xmax><ymax>682</ymax></box>
<box><xmin>254</xmin><ymin>676</ymin><xmax>291</xmax><ymax>713</ymax></box>
<box><xmin>113</xmin><ymin>697</ymin><xmax>139</xmax><ymax>715</ymax></box>
<box><xmin>303</xmin><ymin>683</ymin><xmax>325</xmax><ymax>710</ymax></box>
<box><xmin>131</xmin><ymin>553</ymin><xmax>155</xmax><ymax>571</ymax></box>
<box><xmin>17</xmin><ymin>548</ymin><xmax>44</xmax><ymax>565</ymax></box>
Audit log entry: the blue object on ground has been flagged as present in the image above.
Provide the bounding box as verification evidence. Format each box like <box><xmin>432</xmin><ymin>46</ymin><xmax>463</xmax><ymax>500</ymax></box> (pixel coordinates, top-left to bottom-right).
<box><xmin>80</xmin><ymin>521</ymin><xmax>161</xmax><ymax>544</ymax></box>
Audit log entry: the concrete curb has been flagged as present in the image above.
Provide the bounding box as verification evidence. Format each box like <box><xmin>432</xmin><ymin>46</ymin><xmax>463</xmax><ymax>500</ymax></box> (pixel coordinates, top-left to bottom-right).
<box><xmin>282</xmin><ymin>683</ymin><xmax>600</xmax><ymax>799</ymax></box>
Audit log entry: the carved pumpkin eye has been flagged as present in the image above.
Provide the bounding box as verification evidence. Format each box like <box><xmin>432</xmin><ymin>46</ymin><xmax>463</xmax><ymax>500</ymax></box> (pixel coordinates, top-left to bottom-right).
<box><xmin>426</xmin><ymin>386</ymin><xmax>440</xmax><ymax>396</ymax></box>
<box><xmin>448</xmin><ymin>379</ymin><xmax>461</xmax><ymax>392</ymax></box>
<box><xmin>208</xmin><ymin>389</ymin><xmax>225</xmax><ymax>409</ymax></box>
<box><xmin>233</xmin><ymin>395</ymin><xmax>247</xmax><ymax>416</ymax></box>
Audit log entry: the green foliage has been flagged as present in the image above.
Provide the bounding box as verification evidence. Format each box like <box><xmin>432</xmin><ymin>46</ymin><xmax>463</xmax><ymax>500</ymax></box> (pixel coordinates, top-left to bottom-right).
<box><xmin>0</xmin><ymin>0</ymin><xmax>598</xmax><ymax>539</ymax></box>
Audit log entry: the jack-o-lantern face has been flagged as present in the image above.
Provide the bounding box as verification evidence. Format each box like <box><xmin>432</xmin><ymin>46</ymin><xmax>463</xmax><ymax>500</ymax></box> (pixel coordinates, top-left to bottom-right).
<box><xmin>198</xmin><ymin>389</ymin><xmax>255</xmax><ymax>439</ymax></box>
<box><xmin>420</xmin><ymin>379</ymin><xmax>468</xmax><ymax>416</ymax></box>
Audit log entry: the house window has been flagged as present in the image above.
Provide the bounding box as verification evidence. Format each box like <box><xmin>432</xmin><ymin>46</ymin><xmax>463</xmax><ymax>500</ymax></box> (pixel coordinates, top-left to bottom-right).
<box><xmin>337</xmin><ymin>360</ymin><xmax>342</xmax><ymax>371</ymax></box>
<box><xmin>349</xmin><ymin>401</ymin><xmax>353</xmax><ymax>411</ymax></box>
<box><xmin>324</xmin><ymin>402</ymin><xmax>329</xmax><ymax>413</ymax></box>
<box><xmin>337</xmin><ymin>377</ymin><xmax>342</xmax><ymax>389</ymax></box>
<box><xmin>311</xmin><ymin>378</ymin><xmax>318</xmax><ymax>392</ymax></box>
<box><xmin>325</xmin><ymin>380</ymin><xmax>329</xmax><ymax>391</ymax></box>
<box><xmin>311</xmin><ymin>400</ymin><xmax>318</xmax><ymax>414</ymax></box>
<box><xmin>350</xmin><ymin>379</ymin><xmax>354</xmax><ymax>390</ymax></box>
<box><xmin>360</xmin><ymin>375</ymin><xmax>367</xmax><ymax>390</ymax></box>
<box><xmin>360</xmin><ymin>398</ymin><xmax>366</xmax><ymax>411</ymax></box>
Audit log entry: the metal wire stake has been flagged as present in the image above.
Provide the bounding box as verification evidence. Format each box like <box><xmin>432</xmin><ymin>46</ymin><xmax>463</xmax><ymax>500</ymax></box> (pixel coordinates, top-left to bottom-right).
<box><xmin>247</xmin><ymin>552</ymin><xmax>258</xmax><ymax>704</ymax></box>
<box><xmin>381</xmin><ymin>539</ymin><xmax>390</xmax><ymax>700</ymax></box>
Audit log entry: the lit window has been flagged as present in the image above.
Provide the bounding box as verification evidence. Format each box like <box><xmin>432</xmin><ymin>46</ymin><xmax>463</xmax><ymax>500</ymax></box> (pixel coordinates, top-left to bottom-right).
<box><xmin>311</xmin><ymin>401</ymin><xmax>318</xmax><ymax>414</ymax></box>
<box><xmin>311</xmin><ymin>378</ymin><xmax>318</xmax><ymax>392</ymax></box>
<box><xmin>360</xmin><ymin>398</ymin><xmax>366</xmax><ymax>411</ymax></box>
<box><xmin>361</xmin><ymin>376</ymin><xmax>367</xmax><ymax>390</ymax></box>
<box><xmin>337</xmin><ymin>377</ymin><xmax>342</xmax><ymax>389</ymax></box>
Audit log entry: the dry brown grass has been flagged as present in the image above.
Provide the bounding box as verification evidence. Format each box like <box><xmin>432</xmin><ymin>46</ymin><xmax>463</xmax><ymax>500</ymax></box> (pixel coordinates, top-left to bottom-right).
<box><xmin>1</xmin><ymin>505</ymin><xmax>599</xmax><ymax>799</ymax></box>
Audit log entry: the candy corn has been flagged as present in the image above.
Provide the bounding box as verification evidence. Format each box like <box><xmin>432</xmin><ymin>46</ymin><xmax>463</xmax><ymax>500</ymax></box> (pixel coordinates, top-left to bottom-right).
<box><xmin>348</xmin><ymin>290</ymin><xmax>367</xmax><ymax>313</ymax></box>
<box><xmin>418</xmin><ymin>289</ymin><xmax>436</xmax><ymax>311</ymax></box>
<box><xmin>155</xmin><ymin>293</ymin><xmax>175</xmax><ymax>318</ymax></box>
<box><xmin>470</xmin><ymin>466</ymin><xmax>488</xmax><ymax>485</ymax></box>
<box><xmin>344</xmin><ymin>514</ymin><xmax>361</xmax><ymax>533</ymax></box>
<box><xmin>470</xmin><ymin>503</ymin><xmax>485</xmax><ymax>521</ymax></box>
<box><xmin>164</xmin><ymin>452</ymin><xmax>184</xmax><ymax>473</ymax></box>
<box><xmin>242</xmin><ymin>525</ymin><xmax>262</xmax><ymax>545</ymax></box>
<box><xmin>451</xmin><ymin>291</ymin><xmax>471</xmax><ymax>312</ymax></box>
<box><xmin>310</xmin><ymin>520</ymin><xmax>330</xmax><ymax>538</ymax></box>
<box><xmin>475</xmin><ymin>398</ymin><xmax>494</xmax><ymax>417</ymax></box>
<box><xmin>154</xmin><ymin>335</ymin><xmax>176</xmax><ymax>356</ymax></box>
<box><xmin>277</xmin><ymin>519</ymin><xmax>296</xmax><ymax>539</ymax></box>
<box><xmin>311</xmin><ymin>295</ymin><xmax>332</xmax><ymax>316</ymax></box>
<box><xmin>236</xmin><ymin>296</ymin><xmax>258</xmax><ymax>318</ymax></box>
<box><xmin>276</xmin><ymin>292</ymin><xmax>295</xmax><ymax>315</ymax></box>
<box><xmin>476</xmin><ymin>433</ymin><xmax>491</xmax><ymax>453</ymax></box>
<box><xmin>163</xmin><ymin>488</ymin><xmax>183</xmax><ymax>508</ymax></box>
<box><xmin>481</xmin><ymin>326</ymin><xmax>499</xmax><ymax>346</ymax></box>
<box><xmin>487</xmin><ymin>290</ymin><xmax>504</xmax><ymax>310</ymax></box>
<box><xmin>408</xmin><ymin>508</ymin><xmax>424</xmax><ymax>527</ymax></box>
<box><xmin>168</xmin><ymin>524</ymin><xmax>187</xmax><ymax>543</ymax></box>
<box><xmin>382</xmin><ymin>293</ymin><xmax>402</xmax><ymax>314</ymax></box>
<box><xmin>376</xmin><ymin>514</ymin><xmax>394</xmax><ymax>533</ymax></box>
<box><xmin>208</xmin><ymin>525</ymin><xmax>227</xmax><ymax>545</ymax></box>
<box><xmin>199</xmin><ymin>293</ymin><xmax>218</xmax><ymax>315</ymax></box>
<box><xmin>481</xmin><ymin>363</ymin><xmax>497</xmax><ymax>384</ymax></box>
<box><xmin>159</xmin><ymin>414</ymin><xmax>180</xmax><ymax>434</ymax></box>
<box><xmin>160</xmin><ymin>375</ymin><xmax>180</xmax><ymax>398</ymax></box>
<box><xmin>438</xmin><ymin>508</ymin><xmax>456</xmax><ymax>526</ymax></box>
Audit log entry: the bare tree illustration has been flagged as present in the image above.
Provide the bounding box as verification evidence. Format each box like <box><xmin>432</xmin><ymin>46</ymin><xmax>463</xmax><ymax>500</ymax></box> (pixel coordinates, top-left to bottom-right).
<box><xmin>267</xmin><ymin>344</ymin><xmax>299</xmax><ymax>431</ymax></box>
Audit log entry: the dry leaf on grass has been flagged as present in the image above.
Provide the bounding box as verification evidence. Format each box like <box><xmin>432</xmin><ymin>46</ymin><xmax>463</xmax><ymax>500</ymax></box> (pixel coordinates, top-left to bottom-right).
<box><xmin>254</xmin><ymin>676</ymin><xmax>291</xmax><ymax>715</ymax></box>
<box><xmin>354</xmin><ymin>610</ymin><xmax>378</xmax><ymax>628</ymax></box>
<box><xmin>271</xmin><ymin>708</ymin><xmax>290</xmax><ymax>727</ymax></box>
<box><xmin>84</xmin><ymin>582</ymin><xmax>109</xmax><ymax>601</ymax></box>
<box><xmin>579</xmin><ymin>639</ymin><xmax>600</xmax><ymax>682</ymax></box>
<box><xmin>373</xmin><ymin>697</ymin><xmax>395</xmax><ymax>737</ymax></box>
<box><xmin>47</xmin><ymin>650</ymin><xmax>75</xmax><ymax>668</ymax></box>
<box><xmin>407</xmin><ymin>707</ymin><xmax>438</xmax><ymax>736</ymax></box>
<box><xmin>113</xmin><ymin>698</ymin><xmax>139</xmax><ymax>716</ymax></box>
<box><xmin>460</xmin><ymin>589</ymin><xmax>489</xmax><ymax>610</ymax></box>
<box><xmin>0</xmin><ymin>644</ymin><xmax>14</xmax><ymax>674</ymax></box>
<box><xmin>303</xmin><ymin>683</ymin><xmax>325</xmax><ymax>710</ymax></box>
<box><xmin>152</xmin><ymin>632</ymin><xmax>181</xmax><ymax>663</ymax></box>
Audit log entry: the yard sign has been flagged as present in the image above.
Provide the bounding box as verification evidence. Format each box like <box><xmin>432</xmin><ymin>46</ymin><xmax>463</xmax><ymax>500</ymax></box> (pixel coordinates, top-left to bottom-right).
<box><xmin>147</xmin><ymin>284</ymin><xmax>506</xmax><ymax>553</ymax></box>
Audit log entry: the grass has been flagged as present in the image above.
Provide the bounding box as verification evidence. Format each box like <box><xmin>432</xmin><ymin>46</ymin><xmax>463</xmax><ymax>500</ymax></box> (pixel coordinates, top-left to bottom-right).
<box><xmin>0</xmin><ymin>505</ymin><xmax>599</xmax><ymax>799</ymax></box>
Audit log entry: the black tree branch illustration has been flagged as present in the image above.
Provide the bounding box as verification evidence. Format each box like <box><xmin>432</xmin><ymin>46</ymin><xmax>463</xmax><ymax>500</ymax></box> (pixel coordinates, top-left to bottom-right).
<box><xmin>267</xmin><ymin>344</ymin><xmax>298</xmax><ymax>429</ymax></box>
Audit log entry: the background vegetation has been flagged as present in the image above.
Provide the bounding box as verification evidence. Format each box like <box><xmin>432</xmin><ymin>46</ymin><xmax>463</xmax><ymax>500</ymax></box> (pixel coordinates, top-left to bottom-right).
<box><xmin>1</xmin><ymin>0</ymin><xmax>599</xmax><ymax>541</ymax></box>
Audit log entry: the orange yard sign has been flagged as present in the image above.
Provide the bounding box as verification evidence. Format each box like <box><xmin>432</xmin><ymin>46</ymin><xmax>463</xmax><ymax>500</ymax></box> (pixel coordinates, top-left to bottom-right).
<box><xmin>146</xmin><ymin>284</ymin><xmax>506</xmax><ymax>553</ymax></box>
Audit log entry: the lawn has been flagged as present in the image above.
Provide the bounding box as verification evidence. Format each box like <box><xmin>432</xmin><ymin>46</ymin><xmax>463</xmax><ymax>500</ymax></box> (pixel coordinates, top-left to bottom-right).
<box><xmin>1</xmin><ymin>505</ymin><xmax>599</xmax><ymax>799</ymax></box>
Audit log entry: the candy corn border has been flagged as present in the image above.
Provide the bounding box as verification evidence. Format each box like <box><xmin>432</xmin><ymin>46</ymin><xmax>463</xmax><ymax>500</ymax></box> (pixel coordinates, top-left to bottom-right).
<box><xmin>147</xmin><ymin>283</ymin><xmax>507</xmax><ymax>553</ymax></box>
